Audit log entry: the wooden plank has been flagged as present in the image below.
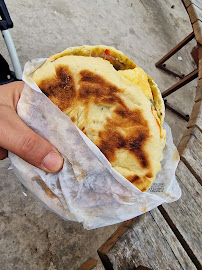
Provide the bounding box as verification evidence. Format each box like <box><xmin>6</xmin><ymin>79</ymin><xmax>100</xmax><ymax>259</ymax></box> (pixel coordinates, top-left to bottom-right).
<box><xmin>161</xmin><ymin>161</ymin><xmax>202</xmax><ymax>268</ymax></box>
<box><xmin>187</xmin><ymin>100</ymin><xmax>202</xmax><ymax>130</ymax></box>
<box><xmin>193</xmin><ymin>20</ymin><xmax>202</xmax><ymax>45</ymax></box>
<box><xmin>176</xmin><ymin>161</ymin><xmax>201</xmax><ymax>208</ymax></box>
<box><xmin>191</xmin><ymin>45</ymin><xmax>199</xmax><ymax>66</ymax></box>
<box><xmin>187</xmin><ymin>4</ymin><xmax>202</xmax><ymax>24</ymax></box>
<box><xmin>199</xmin><ymin>58</ymin><xmax>202</xmax><ymax>79</ymax></box>
<box><xmin>198</xmin><ymin>45</ymin><xmax>202</xmax><ymax>80</ymax></box>
<box><xmin>188</xmin><ymin>100</ymin><xmax>201</xmax><ymax>119</ymax></box>
<box><xmin>98</xmin><ymin>209</ymin><xmax>196</xmax><ymax>270</ymax></box>
<box><xmin>195</xmin><ymin>78</ymin><xmax>202</xmax><ymax>101</ymax></box>
<box><xmin>189</xmin><ymin>110</ymin><xmax>202</xmax><ymax>130</ymax></box>
<box><xmin>77</xmin><ymin>257</ymin><xmax>98</xmax><ymax>270</ymax></box>
<box><xmin>181</xmin><ymin>0</ymin><xmax>191</xmax><ymax>8</ymax></box>
<box><xmin>150</xmin><ymin>209</ymin><xmax>197</xmax><ymax>270</ymax></box>
<box><xmin>181</xmin><ymin>127</ymin><xmax>202</xmax><ymax>181</ymax></box>
<box><xmin>97</xmin><ymin>218</ymin><xmax>136</xmax><ymax>270</ymax></box>
<box><xmin>183</xmin><ymin>0</ymin><xmax>202</xmax><ymax>9</ymax></box>
<box><xmin>177</xmin><ymin>127</ymin><xmax>194</xmax><ymax>155</ymax></box>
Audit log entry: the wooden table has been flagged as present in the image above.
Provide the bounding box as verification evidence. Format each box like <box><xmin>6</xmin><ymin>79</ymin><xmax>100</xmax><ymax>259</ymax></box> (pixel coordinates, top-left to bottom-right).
<box><xmin>78</xmin><ymin>1</ymin><xmax>202</xmax><ymax>269</ymax></box>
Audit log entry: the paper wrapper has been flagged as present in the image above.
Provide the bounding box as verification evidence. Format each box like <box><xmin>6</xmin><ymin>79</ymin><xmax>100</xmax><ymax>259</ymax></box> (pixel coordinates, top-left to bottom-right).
<box><xmin>9</xmin><ymin>59</ymin><xmax>181</xmax><ymax>229</ymax></box>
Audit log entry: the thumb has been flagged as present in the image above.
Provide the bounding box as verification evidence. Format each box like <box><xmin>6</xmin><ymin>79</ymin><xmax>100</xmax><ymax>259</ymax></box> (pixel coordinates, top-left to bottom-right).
<box><xmin>0</xmin><ymin>104</ymin><xmax>63</xmax><ymax>173</ymax></box>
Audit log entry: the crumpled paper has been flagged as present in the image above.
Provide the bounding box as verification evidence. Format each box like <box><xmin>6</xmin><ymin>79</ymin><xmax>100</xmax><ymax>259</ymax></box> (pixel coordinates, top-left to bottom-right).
<box><xmin>9</xmin><ymin>59</ymin><xmax>181</xmax><ymax>229</ymax></box>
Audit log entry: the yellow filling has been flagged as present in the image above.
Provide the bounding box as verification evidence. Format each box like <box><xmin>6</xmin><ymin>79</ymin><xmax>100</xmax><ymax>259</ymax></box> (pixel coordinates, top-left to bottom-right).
<box><xmin>118</xmin><ymin>67</ymin><xmax>153</xmax><ymax>101</ymax></box>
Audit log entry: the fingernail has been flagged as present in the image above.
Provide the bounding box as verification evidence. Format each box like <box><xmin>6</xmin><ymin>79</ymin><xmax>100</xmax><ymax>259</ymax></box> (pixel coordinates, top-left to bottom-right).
<box><xmin>41</xmin><ymin>151</ymin><xmax>63</xmax><ymax>172</ymax></box>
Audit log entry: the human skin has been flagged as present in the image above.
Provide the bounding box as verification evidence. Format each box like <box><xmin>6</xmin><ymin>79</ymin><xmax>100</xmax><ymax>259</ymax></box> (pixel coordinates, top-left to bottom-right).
<box><xmin>0</xmin><ymin>81</ymin><xmax>63</xmax><ymax>173</ymax></box>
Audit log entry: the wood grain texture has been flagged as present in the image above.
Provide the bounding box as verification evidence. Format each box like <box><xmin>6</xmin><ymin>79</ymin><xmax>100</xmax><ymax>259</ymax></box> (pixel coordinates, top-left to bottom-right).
<box><xmin>162</xmin><ymin>161</ymin><xmax>202</xmax><ymax>268</ymax></box>
<box><xmin>101</xmin><ymin>209</ymin><xmax>196</xmax><ymax>270</ymax></box>
<box><xmin>177</xmin><ymin>127</ymin><xmax>194</xmax><ymax>155</ymax></box>
<box><xmin>181</xmin><ymin>127</ymin><xmax>202</xmax><ymax>180</ymax></box>
<box><xmin>195</xmin><ymin>78</ymin><xmax>202</xmax><ymax>101</ymax></box>
<box><xmin>176</xmin><ymin>161</ymin><xmax>201</xmax><ymax>208</ymax></box>
<box><xmin>193</xmin><ymin>20</ymin><xmax>202</xmax><ymax>45</ymax></box>
<box><xmin>77</xmin><ymin>257</ymin><xmax>98</xmax><ymax>270</ymax></box>
<box><xmin>182</xmin><ymin>0</ymin><xmax>202</xmax><ymax>9</ymax></box>
<box><xmin>98</xmin><ymin>218</ymin><xmax>136</xmax><ymax>270</ymax></box>
<box><xmin>187</xmin><ymin>4</ymin><xmax>202</xmax><ymax>24</ymax></box>
<box><xmin>187</xmin><ymin>100</ymin><xmax>202</xmax><ymax>130</ymax></box>
<box><xmin>150</xmin><ymin>208</ymin><xmax>197</xmax><ymax>270</ymax></box>
<box><xmin>199</xmin><ymin>58</ymin><xmax>202</xmax><ymax>79</ymax></box>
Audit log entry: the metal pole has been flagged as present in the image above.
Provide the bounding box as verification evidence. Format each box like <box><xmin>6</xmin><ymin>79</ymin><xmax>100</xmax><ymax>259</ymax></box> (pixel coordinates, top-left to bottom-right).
<box><xmin>2</xmin><ymin>29</ymin><xmax>22</xmax><ymax>80</ymax></box>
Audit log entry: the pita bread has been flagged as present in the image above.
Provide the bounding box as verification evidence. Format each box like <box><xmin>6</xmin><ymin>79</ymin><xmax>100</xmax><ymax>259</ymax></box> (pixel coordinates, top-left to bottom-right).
<box><xmin>32</xmin><ymin>45</ymin><xmax>166</xmax><ymax>192</ymax></box>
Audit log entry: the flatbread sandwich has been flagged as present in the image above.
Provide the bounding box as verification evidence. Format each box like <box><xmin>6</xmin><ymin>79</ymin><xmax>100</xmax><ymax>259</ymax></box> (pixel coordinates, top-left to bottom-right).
<box><xmin>32</xmin><ymin>45</ymin><xmax>166</xmax><ymax>192</ymax></box>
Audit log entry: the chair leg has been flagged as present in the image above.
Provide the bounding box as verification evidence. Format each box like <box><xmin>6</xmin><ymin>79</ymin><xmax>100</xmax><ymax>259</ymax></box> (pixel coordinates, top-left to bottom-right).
<box><xmin>155</xmin><ymin>32</ymin><xmax>195</xmax><ymax>78</ymax></box>
<box><xmin>164</xmin><ymin>100</ymin><xmax>190</xmax><ymax>122</ymax></box>
<box><xmin>162</xmin><ymin>69</ymin><xmax>198</xmax><ymax>98</ymax></box>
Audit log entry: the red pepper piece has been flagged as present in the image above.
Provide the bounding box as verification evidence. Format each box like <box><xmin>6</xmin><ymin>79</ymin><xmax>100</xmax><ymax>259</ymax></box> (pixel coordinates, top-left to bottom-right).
<box><xmin>105</xmin><ymin>49</ymin><xmax>110</xmax><ymax>55</ymax></box>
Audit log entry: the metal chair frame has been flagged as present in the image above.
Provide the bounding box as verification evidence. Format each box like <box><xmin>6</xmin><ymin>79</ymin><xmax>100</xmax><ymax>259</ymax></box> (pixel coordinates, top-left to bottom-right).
<box><xmin>155</xmin><ymin>32</ymin><xmax>199</xmax><ymax>122</ymax></box>
<box><xmin>0</xmin><ymin>0</ymin><xmax>22</xmax><ymax>84</ymax></box>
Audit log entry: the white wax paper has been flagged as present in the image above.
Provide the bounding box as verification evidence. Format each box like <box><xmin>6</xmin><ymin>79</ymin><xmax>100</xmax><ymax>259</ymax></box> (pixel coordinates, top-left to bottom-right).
<box><xmin>9</xmin><ymin>59</ymin><xmax>181</xmax><ymax>229</ymax></box>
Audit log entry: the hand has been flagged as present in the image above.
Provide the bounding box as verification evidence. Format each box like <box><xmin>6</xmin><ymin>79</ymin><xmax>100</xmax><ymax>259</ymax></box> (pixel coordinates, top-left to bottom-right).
<box><xmin>0</xmin><ymin>81</ymin><xmax>64</xmax><ymax>173</ymax></box>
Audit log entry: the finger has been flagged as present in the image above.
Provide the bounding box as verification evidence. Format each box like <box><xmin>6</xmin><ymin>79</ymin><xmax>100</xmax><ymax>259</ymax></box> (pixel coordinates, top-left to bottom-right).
<box><xmin>0</xmin><ymin>81</ymin><xmax>25</xmax><ymax>110</ymax></box>
<box><xmin>0</xmin><ymin>147</ymin><xmax>8</xmax><ymax>160</ymax></box>
<box><xmin>0</xmin><ymin>105</ymin><xmax>63</xmax><ymax>173</ymax></box>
